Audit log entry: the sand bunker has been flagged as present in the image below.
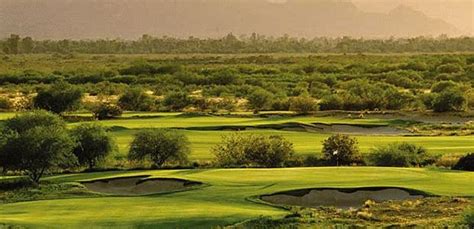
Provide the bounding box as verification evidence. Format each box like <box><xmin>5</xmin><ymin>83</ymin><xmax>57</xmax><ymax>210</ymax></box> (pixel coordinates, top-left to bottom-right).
<box><xmin>81</xmin><ymin>175</ymin><xmax>201</xmax><ymax>196</ymax></box>
<box><xmin>312</xmin><ymin>123</ymin><xmax>411</xmax><ymax>135</ymax></box>
<box><xmin>261</xmin><ymin>187</ymin><xmax>426</xmax><ymax>209</ymax></box>
<box><xmin>183</xmin><ymin>122</ymin><xmax>410</xmax><ymax>135</ymax></box>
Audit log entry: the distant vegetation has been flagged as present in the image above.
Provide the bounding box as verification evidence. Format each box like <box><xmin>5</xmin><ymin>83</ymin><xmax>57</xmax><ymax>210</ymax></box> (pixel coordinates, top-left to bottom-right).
<box><xmin>1</xmin><ymin>34</ymin><xmax>474</xmax><ymax>54</ymax></box>
<box><xmin>0</xmin><ymin>53</ymin><xmax>473</xmax><ymax>114</ymax></box>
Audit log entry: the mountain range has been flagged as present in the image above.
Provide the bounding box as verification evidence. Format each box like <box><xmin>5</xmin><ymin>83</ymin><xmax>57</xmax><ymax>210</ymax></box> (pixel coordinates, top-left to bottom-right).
<box><xmin>0</xmin><ymin>0</ymin><xmax>464</xmax><ymax>39</ymax></box>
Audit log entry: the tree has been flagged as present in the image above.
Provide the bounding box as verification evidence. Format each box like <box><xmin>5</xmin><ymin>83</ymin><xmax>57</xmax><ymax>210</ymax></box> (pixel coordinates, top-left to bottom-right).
<box><xmin>212</xmin><ymin>134</ymin><xmax>294</xmax><ymax>168</ymax></box>
<box><xmin>289</xmin><ymin>96</ymin><xmax>318</xmax><ymax>114</ymax></box>
<box><xmin>21</xmin><ymin>36</ymin><xmax>34</xmax><ymax>53</ymax></box>
<box><xmin>322</xmin><ymin>134</ymin><xmax>361</xmax><ymax>166</ymax></box>
<box><xmin>70</xmin><ymin>124</ymin><xmax>115</xmax><ymax>169</ymax></box>
<box><xmin>368</xmin><ymin>142</ymin><xmax>435</xmax><ymax>167</ymax></box>
<box><xmin>0</xmin><ymin>111</ymin><xmax>75</xmax><ymax>183</ymax></box>
<box><xmin>162</xmin><ymin>91</ymin><xmax>193</xmax><ymax>111</ymax></box>
<box><xmin>432</xmin><ymin>88</ymin><xmax>466</xmax><ymax>112</ymax></box>
<box><xmin>118</xmin><ymin>88</ymin><xmax>154</xmax><ymax>111</ymax></box>
<box><xmin>92</xmin><ymin>103</ymin><xmax>123</xmax><ymax>120</ymax></box>
<box><xmin>247</xmin><ymin>88</ymin><xmax>273</xmax><ymax>114</ymax></box>
<box><xmin>128</xmin><ymin>129</ymin><xmax>190</xmax><ymax>168</ymax></box>
<box><xmin>4</xmin><ymin>34</ymin><xmax>20</xmax><ymax>54</ymax></box>
<box><xmin>33</xmin><ymin>82</ymin><xmax>83</xmax><ymax>114</ymax></box>
<box><xmin>452</xmin><ymin>153</ymin><xmax>474</xmax><ymax>171</ymax></box>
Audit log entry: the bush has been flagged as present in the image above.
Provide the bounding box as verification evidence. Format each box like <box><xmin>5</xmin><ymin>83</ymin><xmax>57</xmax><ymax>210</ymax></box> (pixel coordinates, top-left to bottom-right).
<box><xmin>289</xmin><ymin>96</ymin><xmax>318</xmax><ymax>114</ymax></box>
<box><xmin>452</xmin><ymin>153</ymin><xmax>474</xmax><ymax>171</ymax></box>
<box><xmin>0</xmin><ymin>97</ymin><xmax>11</xmax><ymax>110</ymax></box>
<box><xmin>128</xmin><ymin>129</ymin><xmax>190</xmax><ymax>168</ymax></box>
<box><xmin>368</xmin><ymin>142</ymin><xmax>435</xmax><ymax>167</ymax></box>
<box><xmin>118</xmin><ymin>88</ymin><xmax>154</xmax><ymax>111</ymax></box>
<box><xmin>92</xmin><ymin>103</ymin><xmax>123</xmax><ymax>120</ymax></box>
<box><xmin>322</xmin><ymin>134</ymin><xmax>361</xmax><ymax>166</ymax></box>
<box><xmin>432</xmin><ymin>88</ymin><xmax>466</xmax><ymax>112</ymax></box>
<box><xmin>162</xmin><ymin>91</ymin><xmax>194</xmax><ymax>111</ymax></box>
<box><xmin>213</xmin><ymin>134</ymin><xmax>294</xmax><ymax>168</ymax></box>
<box><xmin>247</xmin><ymin>88</ymin><xmax>273</xmax><ymax>113</ymax></box>
<box><xmin>0</xmin><ymin>111</ymin><xmax>76</xmax><ymax>183</ymax></box>
<box><xmin>33</xmin><ymin>82</ymin><xmax>83</xmax><ymax>114</ymax></box>
<box><xmin>319</xmin><ymin>94</ymin><xmax>344</xmax><ymax>110</ymax></box>
<box><xmin>436</xmin><ymin>63</ymin><xmax>463</xmax><ymax>74</ymax></box>
<box><xmin>463</xmin><ymin>210</ymin><xmax>474</xmax><ymax>228</ymax></box>
<box><xmin>70</xmin><ymin>124</ymin><xmax>115</xmax><ymax>169</ymax></box>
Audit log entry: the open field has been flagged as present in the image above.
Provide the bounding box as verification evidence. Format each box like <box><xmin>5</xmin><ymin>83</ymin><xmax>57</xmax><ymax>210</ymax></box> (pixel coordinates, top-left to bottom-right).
<box><xmin>0</xmin><ymin>167</ymin><xmax>473</xmax><ymax>228</ymax></box>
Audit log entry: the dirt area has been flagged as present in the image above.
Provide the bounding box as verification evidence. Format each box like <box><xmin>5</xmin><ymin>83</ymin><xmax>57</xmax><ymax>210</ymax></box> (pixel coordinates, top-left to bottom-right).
<box><xmin>261</xmin><ymin>187</ymin><xmax>427</xmax><ymax>209</ymax></box>
<box><xmin>81</xmin><ymin>175</ymin><xmax>201</xmax><ymax>195</ymax></box>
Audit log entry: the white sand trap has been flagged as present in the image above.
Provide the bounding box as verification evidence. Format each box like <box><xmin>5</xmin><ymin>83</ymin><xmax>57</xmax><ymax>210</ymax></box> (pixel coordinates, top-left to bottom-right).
<box><xmin>261</xmin><ymin>187</ymin><xmax>426</xmax><ymax>209</ymax></box>
<box><xmin>82</xmin><ymin>175</ymin><xmax>201</xmax><ymax>196</ymax></box>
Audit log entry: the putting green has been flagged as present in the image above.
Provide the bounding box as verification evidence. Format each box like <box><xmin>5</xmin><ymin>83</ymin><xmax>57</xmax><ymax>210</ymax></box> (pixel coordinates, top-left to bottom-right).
<box><xmin>1</xmin><ymin>167</ymin><xmax>473</xmax><ymax>228</ymax></box>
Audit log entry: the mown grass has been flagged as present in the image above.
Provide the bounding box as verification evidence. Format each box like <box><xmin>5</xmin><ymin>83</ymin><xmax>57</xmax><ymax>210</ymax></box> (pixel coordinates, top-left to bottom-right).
<box><xmin>2</xmin><ymin>112</ymin><xmax>473</xmax><ymax>160</ymax></box>
<box><xmin>0</xmin><ymin>167</ymin><xmax>472</xmax><ymax>228</ymax></box>
<box><xmin>111</xmin><ymin>129</ymin><xmax>474</xmax><ymax>160</ymax></box>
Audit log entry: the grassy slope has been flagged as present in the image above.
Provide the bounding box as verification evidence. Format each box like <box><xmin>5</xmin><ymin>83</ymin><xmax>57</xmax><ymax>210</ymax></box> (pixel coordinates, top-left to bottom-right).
<box><xmin>0</xmin><ymin>167</ymin><xmax>473</xmax><ymax>228</ymax></box>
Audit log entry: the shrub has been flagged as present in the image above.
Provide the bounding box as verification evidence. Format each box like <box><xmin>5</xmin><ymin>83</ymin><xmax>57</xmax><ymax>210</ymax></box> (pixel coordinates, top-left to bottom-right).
<box><xmin>463</xmin><ymin>210</ymin><xmax>474</xmax><ymax>228</ymax></box>
<box><xmin>436</xmin><ymin>63</ymin><xmax>463</xmax><ymax>74</ymax></box>
<box><xmin>128</xmin><ymin>129</ymin><xmax>190</xmax><ymax>168</ymax></box>
<box><xmin>0</xmin><ymin>97</ymin><xmax>11</xmax><ymax>110</ymax></box>
<box><xmin>452</xmin><ymin>153</ymin><xmax>474</xmax><ymax>171</ymax></box>
<box><xmin>162</xmin><ymin>91</ymin><xmax>194</xmax><ymax>111</ymax></box>
<box><xmin>118</xmin><ymin>88</ymin><xmax>154</xmax><ymax>111</ymax></box>
<box><xmin>289</xmin><ymin>96</ymin><xmax>318</xmax><ymax>114</ymax></box>
<box><xmin>432</xmin><ymin>88</ymin><xmax>466</xmax><ymax>112</ymax></box>
<box><xmin>213</xmin><ymin>134</ymin><xmax>294</xmax><ymax>168</ymax></box>
<box><xmin>322</xmin><ymin>134</ymin><xmax>361</xmax><ymax>166</ymax></box>
<box><xmin>247</xmin><ymin>88</ymin><xmax>273</xmax><ymax>113</ymax></box>
<box><xmin>33</xmin><ymin>82</ymin><xmax>83</xmax><ymax>114</ymax></box>
<box><xmin>70</xmin><ymin>124</ymin><xmax>115</xmax><ymax>169</ymax></box>
<box><xmin>92</xmin><ymin>103</ymin><xmax>123</xmax><ymax>120</ymax></box>
<box><xmin>319</xmin><ymin>94</ymin><xmax>344</xmax><ymax>110</ymax></box>
<box><xmin>0</xmin><ymin>111</ymin><xmax>75</xmax><ymax>183</ymax></box>
<box><xmin>368</xmin><ymin>142</ymin><xmax>435</xmax><ymax>167</ymax></box>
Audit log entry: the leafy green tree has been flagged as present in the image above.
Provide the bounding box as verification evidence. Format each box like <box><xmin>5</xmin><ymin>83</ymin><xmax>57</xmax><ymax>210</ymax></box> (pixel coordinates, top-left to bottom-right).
<box><xmin>162</xmin><ymin>91</ymin><xmax>193</xmax><ymax>111</ymax></box>
<box><xmin>128</xmin><ymin>129</ymin><xmax>190</xmax><ymax>168</ymax></box>
<box><xmin>21</xmin><ymin>36</ymin><xmax>34</xmax><ymax>53</ymax></box>
<box><xmin>0</xmin><ymin>111</ymin><xmax>75</xmax><ymax>183</ymax></box>
<box><xmin>33</xmin><ymin>82</ymin><xmax>83</xmax><ymax>114</ymax></box>
<box><xmin>432</xmin><ymin>88</ymin><xmax>466</xmax><ymax>112</ymax></box>
<box><xmin>322</xmin><ymin>134</ymin><xmax>361</xmax><ymax>166</ymax></box>
<box><xmin>368</xmin><ymin>142</ymin><xmax>434</xmax><ymax>167</ymax></box>
<box><xmin>118</xmin><ymin>88</ymin><xmax>154</xmax><ymax>111</ymax></box>
<box><xmin>289</xmin><ymin>96</ymin><xmax>318</xmax><ymax>114</ymax></box>
<box><xmin>70</xmin><ymin>124</ymin><xmax>115</xmax><ymax>169</ymax></box>
<box><xmin>212</xmin><ymin>134</ymin><xmax>294</xmax><ymax>168</ymax></box>
<box><xmin>247</xmin><ymin>88</ymin><xmax>273</xmax><ymax>114</ymax></box>
<box><xmin>453</xmin><ymin>153</ymin><xmax>474</xmax><ymax>171</ymax></box>
<box><xmin>4</xmin><ymin>34</ymin><xmax>20</xmax><ymax>54</ymax></box>
<box><xmin>92</xmin><ymin>103</ymin><xmax>123</xmax><ymax>120</ymax></box>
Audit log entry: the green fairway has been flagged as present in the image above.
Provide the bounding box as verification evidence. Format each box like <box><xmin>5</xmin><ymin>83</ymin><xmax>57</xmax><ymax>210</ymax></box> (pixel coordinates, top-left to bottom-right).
<box><xmin>111</xmin><ymin>129</ymin><xmax>474</xmax><ymax>160</ymax></box>
<box><xmin>0</xmin><ymin>167</ymin><xmax>473</xmax><ymax>228</ymax></box>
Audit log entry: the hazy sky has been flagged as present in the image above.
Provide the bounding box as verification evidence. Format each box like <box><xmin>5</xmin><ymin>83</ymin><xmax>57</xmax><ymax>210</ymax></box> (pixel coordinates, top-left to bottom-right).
<box><xmin>351</xmin><ymin>0</ymin><xmax>473</xmax><ymax>34</ymax></box>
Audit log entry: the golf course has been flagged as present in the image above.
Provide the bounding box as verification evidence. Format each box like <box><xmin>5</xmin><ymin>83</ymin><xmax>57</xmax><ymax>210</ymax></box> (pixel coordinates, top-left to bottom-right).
<box><xmin>1</xmin><ymin>167</ymin><xmax>473</xmax><ymax>228</ymax></box>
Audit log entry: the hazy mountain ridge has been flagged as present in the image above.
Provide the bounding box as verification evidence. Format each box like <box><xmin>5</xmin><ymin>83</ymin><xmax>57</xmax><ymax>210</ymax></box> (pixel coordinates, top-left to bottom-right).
<box><xmin>0</xmin><ymin>0</ymin><xmax>462</xmax><ymax>39</ymax></box>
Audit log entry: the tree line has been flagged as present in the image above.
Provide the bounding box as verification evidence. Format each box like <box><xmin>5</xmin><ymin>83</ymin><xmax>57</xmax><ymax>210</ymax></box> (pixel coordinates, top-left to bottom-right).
<box><xmin>1</xmin><ymin>34</ymin><xmax>474</xmax><ymax>54</ymax></box>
